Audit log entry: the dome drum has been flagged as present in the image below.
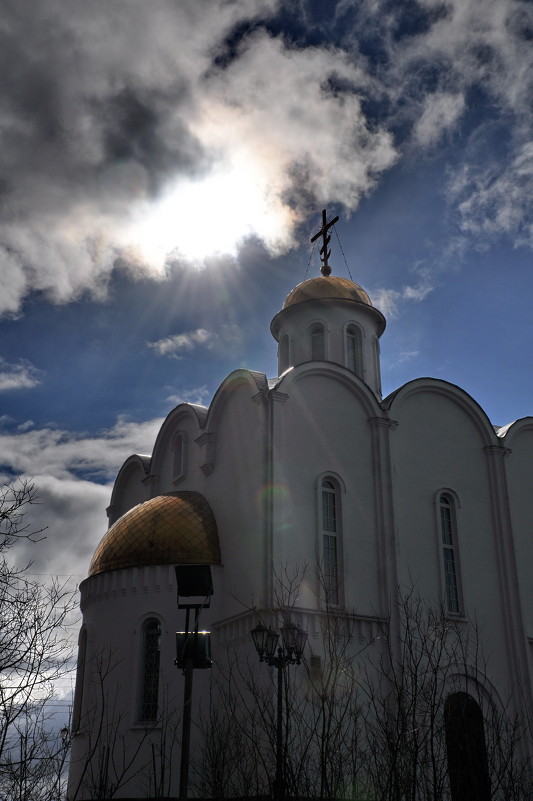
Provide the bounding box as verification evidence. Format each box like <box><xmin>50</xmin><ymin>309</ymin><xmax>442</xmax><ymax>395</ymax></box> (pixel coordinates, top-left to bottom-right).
<box><xmin>270</xmin><ymin>275</ymin><xmax>385</xmax><ymax>397</ymax></box>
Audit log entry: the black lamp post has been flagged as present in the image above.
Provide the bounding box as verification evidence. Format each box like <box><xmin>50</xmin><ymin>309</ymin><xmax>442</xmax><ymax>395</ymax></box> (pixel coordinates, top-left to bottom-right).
<box><xmin>175</xmin><ymin>565</ymin><xmax>214</xmax><ymax>801</ymax></box>
<box><xmin>251</xmin><ymin>621</ymin><xmax>308</xmax><ymax>800</ymax></box>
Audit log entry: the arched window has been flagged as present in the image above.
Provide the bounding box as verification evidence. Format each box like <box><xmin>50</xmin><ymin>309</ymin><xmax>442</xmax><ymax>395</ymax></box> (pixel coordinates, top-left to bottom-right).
<box><xmin>321</xmin><ymin>480</ymin><xmax>340</xmax><ymax>604</ymax></box>
<box><xmin>439</xmin><ymin>494</ymin><xmax>462</xmax><ymax>614</ymax></box>
<box><xmin>373</xmin><ymin>338</ymin><xmax>382</xmax><ymax>396</ymax></box>
<box><xmin>310</xmin><ymin>323</ymin><xmax>325</xmax><ymax>361</ymax></box>
<box><xmin>138</xmin><ymin>618</ymin><xmax>161</xmax><ymax>722</ymax></box>
<box><xmin>445</xmin><ymin>692</ymin><xmax>490</xmax><ymax>801</ymax></box>
<box><xmin>345</xmin><ymin>325</ymin><xmax>363</xmax><ymax>376</ymax></box>
<box><xmin>173</xmin><ymin>431</ymin><xmax>186</xmax><ymax>482</ymax></box>
<box><xmin>72</xmin><ymin>627</ymin><xmax>87</xmax><ymax>732</ymax></box>
<box><xmin>279</xmin><ymin>334</ymin><xmax>290</xmax><ymax>374</ymax></box>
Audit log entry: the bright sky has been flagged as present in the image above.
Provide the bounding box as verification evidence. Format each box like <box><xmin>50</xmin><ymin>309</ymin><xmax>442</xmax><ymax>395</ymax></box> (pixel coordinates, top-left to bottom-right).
<box><xmin>1</xmin><ymin>0</ymin><xmax>532</xmax><ymax>615</ymax></box>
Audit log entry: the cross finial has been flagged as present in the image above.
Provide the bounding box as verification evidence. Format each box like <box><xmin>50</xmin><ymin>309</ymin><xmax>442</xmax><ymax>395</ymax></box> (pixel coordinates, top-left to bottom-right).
<box><xmin>310</xmin><ymin>209</ymin><xmax>339</xmax><ymax>276</ymax></box>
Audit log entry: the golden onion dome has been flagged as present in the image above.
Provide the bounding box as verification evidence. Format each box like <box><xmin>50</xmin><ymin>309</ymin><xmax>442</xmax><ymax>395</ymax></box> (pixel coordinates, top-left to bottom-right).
<box><xmin>89</xmin><ymin>492</ymin><xmax>221</xmax><ymax>577</ymax></box>
<box><xmin>283</xmin><ymin>276</ymin><xmax>373</xmax><ymax>309</ymax></box>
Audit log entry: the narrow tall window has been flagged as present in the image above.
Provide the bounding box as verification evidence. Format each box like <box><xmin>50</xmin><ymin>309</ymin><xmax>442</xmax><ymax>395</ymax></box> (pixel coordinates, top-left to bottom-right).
<box><xmin>445</xmin><ymin>693</ymin><xmax>490</xmax><ymax>801</ymax></box>
<box><xmin>310</xmin><ymin>324</ymin><xmax>325</xmax><ymax>360</ymax></box>
<box><xmin>72</xmin><ymin>627</ymin><xmax>87</xmax><ymax>732</ymax></box>
<box><xmin>138</xmin><ymin>618</ymin><xmax>161</xmax><ymax>722</ymax></box>
<box><xmin>279</xmin><ymin>334</ymin><xmax>290</xmax><ymax>374</ymax></box>
<box><xmin>322</xmin><ymin>480</ymin><xmax>339</xmax><ymax>604</ymax></box>
<box><xmin>440</xmin><ymin>495</ymin><xmax>461</xmax><ymax>614</ymax></box>
<box><xmin>346</xmin><ymin>325</ymin><xmax>362</xmax><ymax>376</ymax></box>
<box><xmin>173</xmin><ymin>432</ymin><xmax>185</xmax><ymax>481</ymax></box>
<box><xmin>373</xmin><ymin>338</ymin><xmax>382</xmax><ymax>396</ymax></box>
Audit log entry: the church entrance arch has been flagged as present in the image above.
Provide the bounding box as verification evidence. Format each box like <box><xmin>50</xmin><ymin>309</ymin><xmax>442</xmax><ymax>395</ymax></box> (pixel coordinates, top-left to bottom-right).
<box><xmin>444</xmin><ymin>691</ymin><xmax>490</xmax><ymax>801</ymax></box>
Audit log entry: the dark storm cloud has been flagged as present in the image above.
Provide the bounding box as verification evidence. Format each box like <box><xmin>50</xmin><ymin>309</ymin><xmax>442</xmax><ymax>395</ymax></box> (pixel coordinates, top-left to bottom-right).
<box><xmin>0</xmin><ymin>1</ymin><xmax>267</xmax><ymax>311</ymax></box>
<box><xmin>98</xmin><ymin>87</ymin><xmax>208</xmax><ymax>193</ymax></box>
<box><xmin>0</xmin><ymin>0</ymin><xmax>531</xmax><ymax>317</ymax></box>
<box><xmin>0</xmin><ymin>0</ymin><xmax>398</xmax><ymax>314</ymax></box>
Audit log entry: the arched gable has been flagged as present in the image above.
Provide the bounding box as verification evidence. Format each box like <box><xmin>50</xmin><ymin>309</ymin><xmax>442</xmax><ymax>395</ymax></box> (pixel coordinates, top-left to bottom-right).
<box><xmin>496</xmin><ymin>415</ymin><xmax>533</xmax><ymax>446</ymax></box>
<box><xmin>195</xmin><ymin>369</ymin><xmax>268</xmax><ymax>476</ymax></box>
<box><xmin>497</xmin><ymin>416</ymin><xmax>533</xmax><ymax>639</ymax></box>
<box><xmin>385</xmin><ymin>379</ymin><xmax>502</xmax><ymax>612</ymax></box>
<box><xmin>108</xmin><ymin>454</ymin><xmax>151</xmax><ymax>525</ymax></box>
<box><xmin>150</xmin><ymin>403</ymin><xmax>207</xmax><ymax>480</ymax></box>
<box><xmin>205</xmin><ymin>369</ymin><xmax>268</xmax><ymax>431</ymax></box>
<box><xmin>275</xmin><ymin>360</ymin><xmax>382</xmax><ymax>419</ymax></box>
<box><xmin>383</xmin><ymin>378</ymin><xmax>498</xmax><ymax>448</ymax></box>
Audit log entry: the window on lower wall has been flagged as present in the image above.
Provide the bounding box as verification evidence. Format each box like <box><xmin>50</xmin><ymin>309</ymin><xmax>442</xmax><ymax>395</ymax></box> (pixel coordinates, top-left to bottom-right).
<box><xmin>138</xmin><ymin>618</ymin><xmax>161</xmax><ymax>722</ymax></box>
<box><xmin>322</xmin><ymin>479</ymin><xmax>340</xmax><ymax>605</ymax></box>
<box><xmin>439</xmin><ymin>494</ymin><xmax>462</xmax><ymax>615</ymax></box>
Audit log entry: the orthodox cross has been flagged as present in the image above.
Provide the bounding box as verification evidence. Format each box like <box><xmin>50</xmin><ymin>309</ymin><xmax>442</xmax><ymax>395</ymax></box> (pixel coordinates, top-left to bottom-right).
<box><xmin>311</xmin><ymin>209</ymin><xmax>339</xmax><ymax>276</ymax></box>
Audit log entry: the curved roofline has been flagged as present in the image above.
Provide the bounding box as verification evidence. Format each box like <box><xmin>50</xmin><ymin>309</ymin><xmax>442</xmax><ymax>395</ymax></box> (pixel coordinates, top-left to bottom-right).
<box><xmin>283</xmin><ymin>275</ymin><xmax>374</xmax><ymax>307</ymax></box>
<box><xmin>271</xmin><ymin>297</ymin><xmax>386</xmax><ymax>339</ymax></box>
<box><xmin>150</xmin><ymin>402</ymin><xmax>208</xmax><ymax>476</ymax></box>
<box><xmin>204</xmin><ymin>368</ymin><xmax>268</xmax><ymax>430</ymax></box>
<box><xmin>496</xmin><ymin>416</ymin><xmax>533</xmax><ymax>444</ymax></box>
<box><xmin>109</xmin><ymin>453</ymin><xmax>151</xmax><ymax>511</ymax></box>
<box><xmin>383</xmin><ymin>377</ymin><xmax>498</xmax><ymax>446</ymax></box>
<box><xmin>274</xmin><ymin>360</ymin><xmax>382</xmax><ymax>418</ymax></box>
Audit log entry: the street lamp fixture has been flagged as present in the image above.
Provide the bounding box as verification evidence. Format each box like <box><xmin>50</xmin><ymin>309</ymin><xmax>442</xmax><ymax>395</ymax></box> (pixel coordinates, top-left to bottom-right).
<box><xmin>175</xmin><ymin>564</ymin><xmax>213</xmax><ymax>801</ymax></box>
<box><xmin>251</xmin><ymin>620</ymin><xmax>308</xmax><ymax>800</ymax></box>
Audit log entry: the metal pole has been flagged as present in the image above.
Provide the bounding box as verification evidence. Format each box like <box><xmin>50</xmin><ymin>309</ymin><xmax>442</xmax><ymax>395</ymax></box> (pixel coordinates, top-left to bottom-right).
<box><xmin>273</xmin><ymin>651</ymin><xmax>284</xmax><ymax>801</ymax></box>
<box><xmin>179</xmin><ymin>657</ymin><xmax>194</xmax><ymax>800</ymax></box>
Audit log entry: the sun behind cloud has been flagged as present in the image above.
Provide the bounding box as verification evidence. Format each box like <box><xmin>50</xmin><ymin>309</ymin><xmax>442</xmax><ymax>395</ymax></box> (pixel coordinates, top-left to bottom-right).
<box><xmin>123</xmin><ymin>149</ymin><xmax>298</xmax><ymax>269</ymax></box>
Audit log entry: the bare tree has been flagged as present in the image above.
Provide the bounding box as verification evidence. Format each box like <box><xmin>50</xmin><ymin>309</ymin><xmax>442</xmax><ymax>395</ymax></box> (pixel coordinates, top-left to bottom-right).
<box><xmin>69</xmin><ymin>647</ymin><xmax>184</xmax><ymax>800</ymax></box>
<box><xmin>0</xmin><ymin>480</ymin><xmax>77</xmax><ymax>800</ymax></box>
<box><xmin>360</xmin><ymin>589</ymin><xmax>533</xmax><ymax>801</ymax></box>
<box><xmin>194</xmin><ymin>576</ymin><xmax>532</xmax><ymax>801</ymax></box>
<box><xmin>0</xmin><ymin>705</ymin><xmax>71</xmax><ymax>801</ymax></box>
<box><xmin>193</xmin><ymin>566</ymin><xmax>371</xmax><ymax>800</ymax></box>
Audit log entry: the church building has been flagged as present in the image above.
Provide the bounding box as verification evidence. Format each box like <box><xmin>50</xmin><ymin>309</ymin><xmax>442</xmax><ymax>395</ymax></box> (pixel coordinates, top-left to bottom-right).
<box><xmin>67</xmin><ymin>214</ymin><xmax>533</xmax><ymax>800</ymax></box>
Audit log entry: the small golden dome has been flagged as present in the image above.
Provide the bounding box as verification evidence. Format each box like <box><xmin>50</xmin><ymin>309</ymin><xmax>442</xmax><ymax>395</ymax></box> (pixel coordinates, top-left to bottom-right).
<box><xmin>283</xmin><ymin>276</ymin><xmax>373</xmax><ymax>309</ymax></box>
<box><xmin>89</xmin><ymin>493</ymin><xmax>221</xmax><ymax>577</ymax></box>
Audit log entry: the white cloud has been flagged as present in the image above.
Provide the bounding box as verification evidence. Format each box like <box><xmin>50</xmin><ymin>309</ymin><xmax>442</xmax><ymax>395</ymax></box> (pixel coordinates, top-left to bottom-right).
<box><xmin>0</xmin><ymin>415</ymin><xmax>163</xmax><ymax>578</ymax></box>
<box><xmin>148</xmin><ymin>324</ymin><xmax>244</xmax><ymax>358</ymax></box>
<box><xmin>366</xmin><ymin>0</ymin><xmax>533</xmax><ymax>250</ymax></box>
<box><xmin>17</xmin><ymin>420</ymin><xmax>35</xmax><ymax>432</ymax></box>
<box><xmin>397</xmin><ymin>350</ymin><xmax>420</xmax><ymax>365</ymax></box>
<box><xmin>148</xmin><ymin>328</ymin><xmax>213</xmax><ymax>357</ymax></box>
<box><xmin>372</xmin><ymin>269</ymin><xmax>436</xmax><ymax>318</ymax></box>
<box><xmin>0</xmin><ymin>357</ymin><xmax>42</xmax><ymax>391</ymax></box>
<box><xmin>201</xmin><ymin>31</ymin><xmax>398</xmax><ymax>214</ymax></box>
<box><xmin>0</xmin><ymin>416</ymin><xmax>162</xmax><ymax>482</ymax></box>
<box><xmin>448</xmin><ymin>142</ymin><xmax>533</xmax><ymax>247</ymax></box>
<box><xmin>166</xmin><ymin>385</ymin><xmax>211</xmax><ymax>406</ymax></box>
<box><xmin>17</xmin><ymin>475</ymin><xmax>112</xmax><ymax>579</ymax></box>
<box><xmin>413</xmin><ymin>92</ymin><xmax>465</xmax><ymax>147</ymax></box>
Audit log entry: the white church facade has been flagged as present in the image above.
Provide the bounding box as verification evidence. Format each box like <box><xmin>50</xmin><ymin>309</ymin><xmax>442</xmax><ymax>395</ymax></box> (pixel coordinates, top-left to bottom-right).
<box><xmin>68</xmin><ymin>222</ymin><xmax>533</xmax><ymax>800</ymax></box>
